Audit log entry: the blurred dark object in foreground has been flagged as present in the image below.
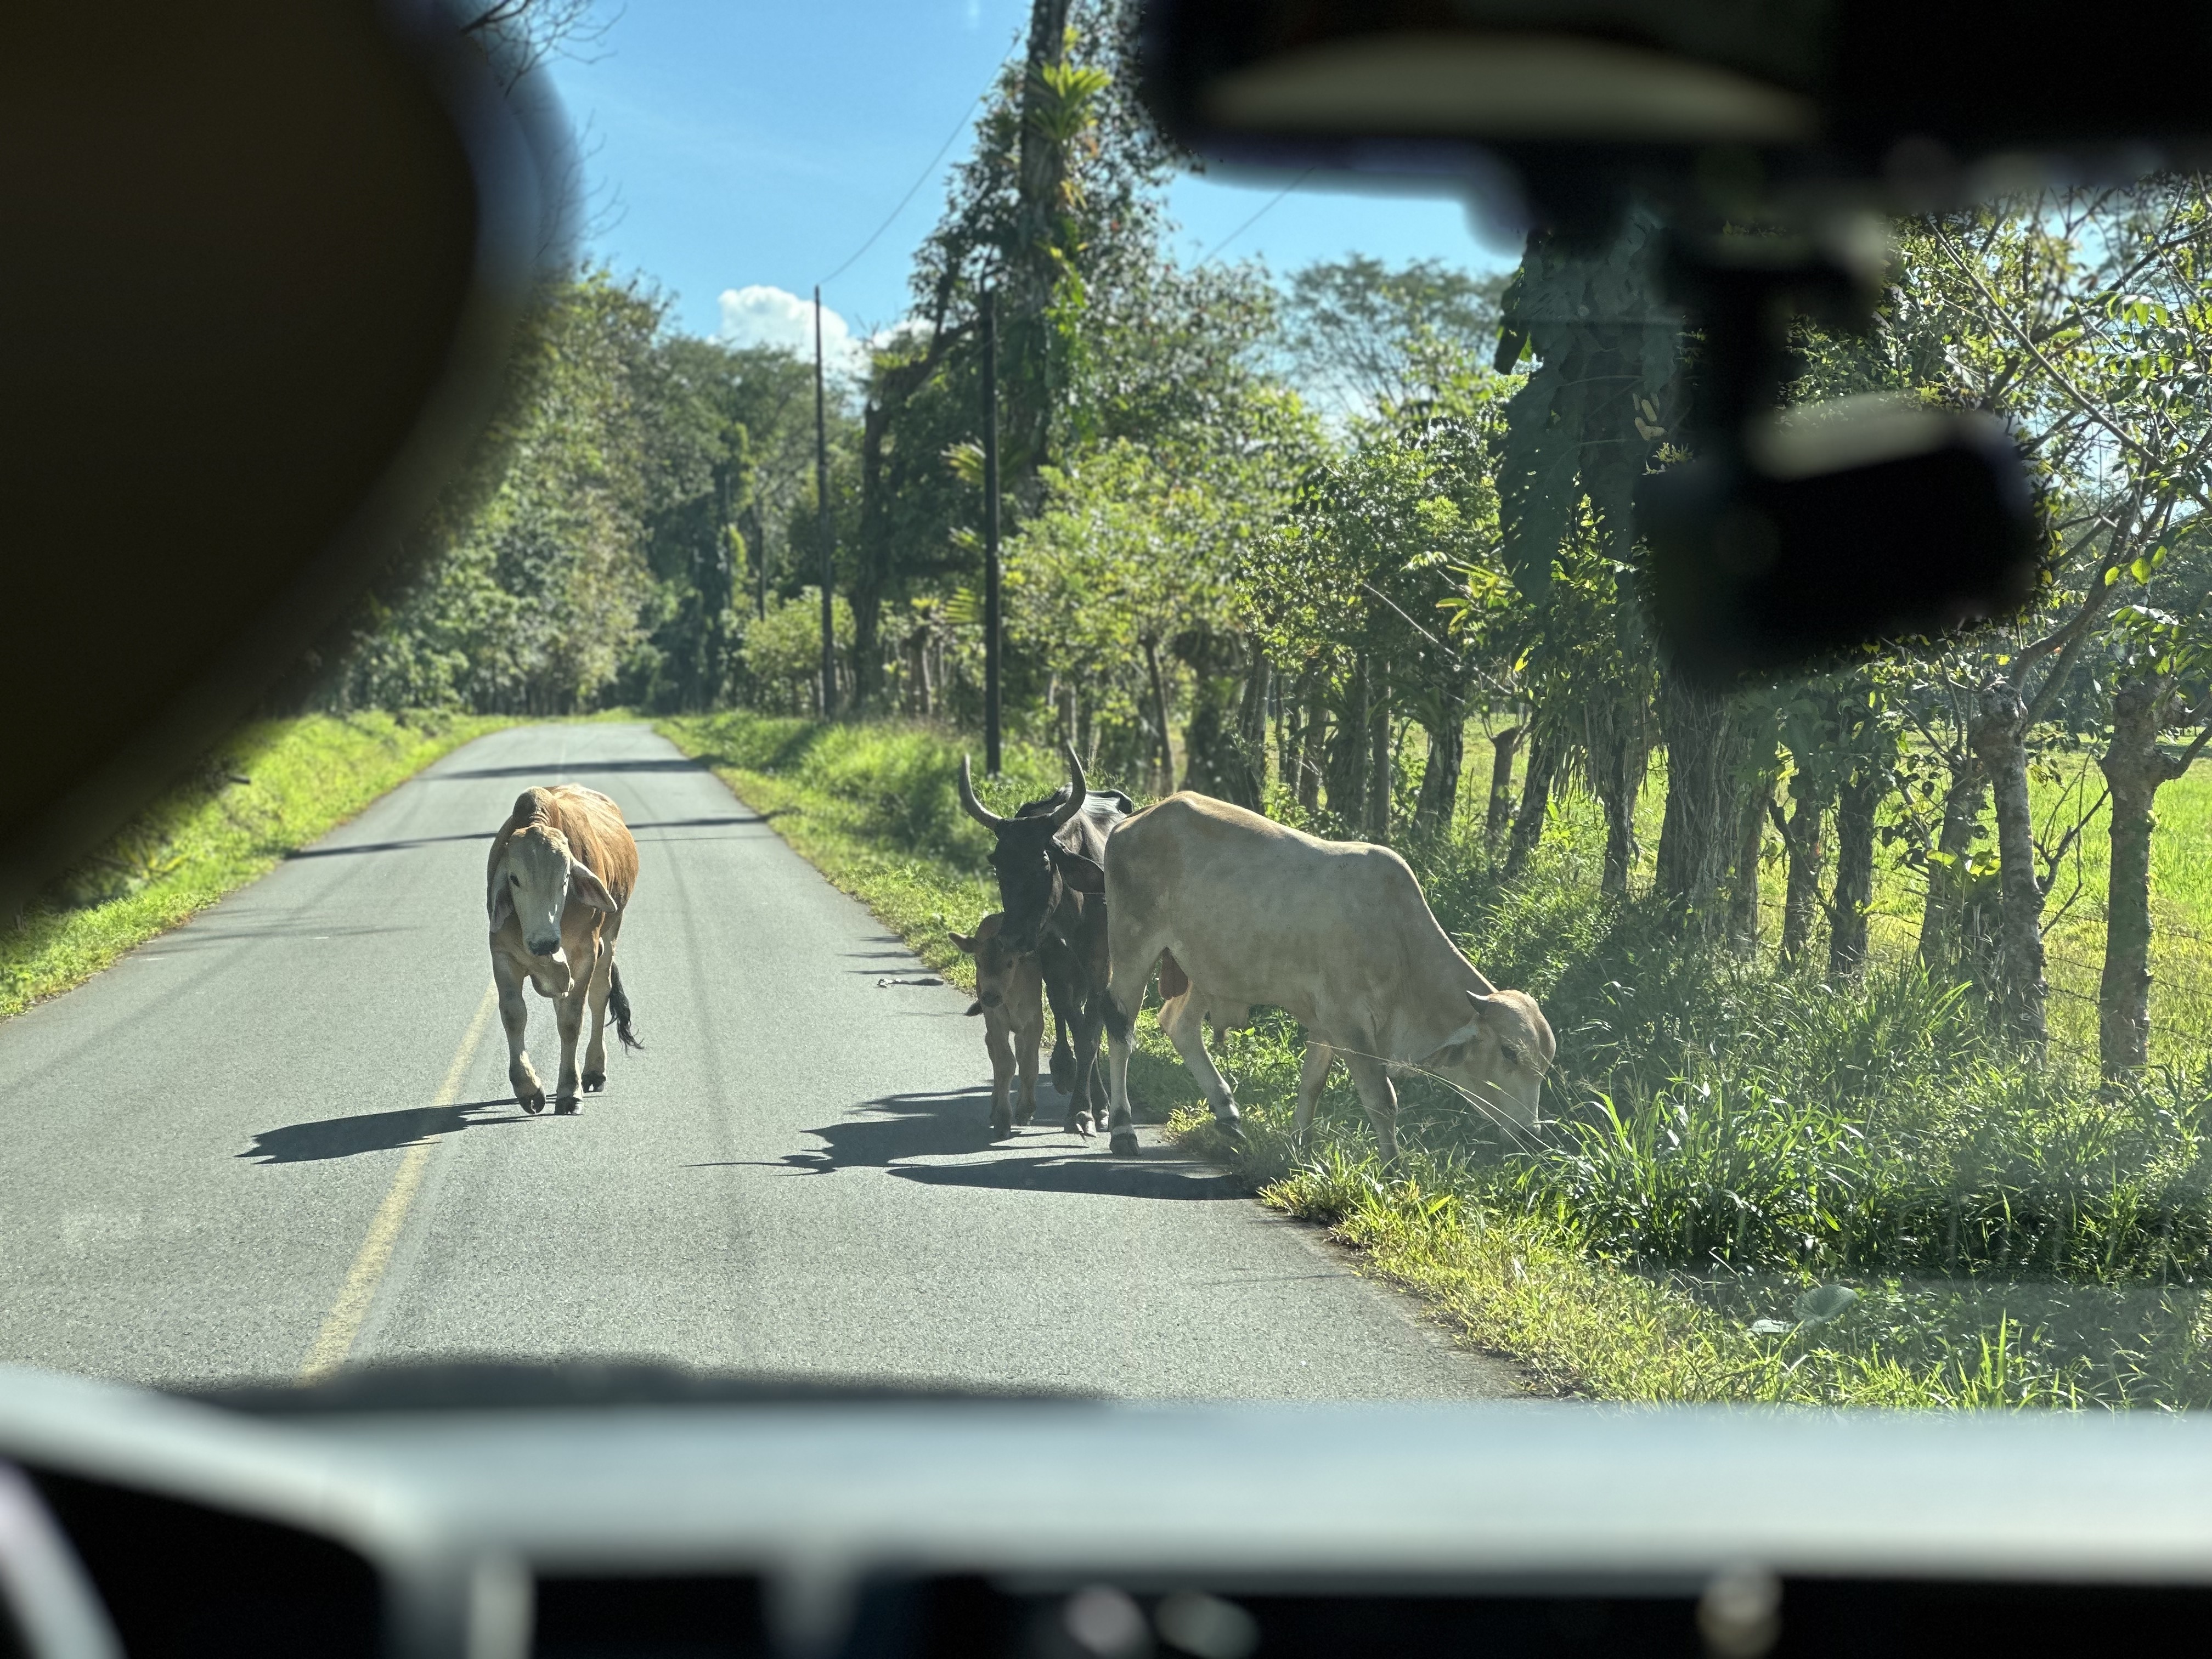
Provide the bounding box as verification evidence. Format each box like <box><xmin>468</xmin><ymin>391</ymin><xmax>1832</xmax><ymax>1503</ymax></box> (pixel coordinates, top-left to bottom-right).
<box><xmin>0</xmin><ymin>3</ymin><xmax>563</xmax><ymax>917</ymax></box>
<box><xmin>1139</xmin><ymin>0</ymin><xmax>2190</xmax><ymax>684</ymax></box>
<box><xmin>1640</xmin><ymin>402</ymin><xmax>2041</xmax><ymax>686</ymax></box>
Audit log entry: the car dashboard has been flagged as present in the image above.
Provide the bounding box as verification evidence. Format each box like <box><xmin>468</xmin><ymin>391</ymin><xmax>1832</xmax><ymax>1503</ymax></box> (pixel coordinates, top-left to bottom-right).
<box><xmin>0</xmin><ymin>1365</ymin><xmax>2207</xmax><ymax>1658</ymax></box>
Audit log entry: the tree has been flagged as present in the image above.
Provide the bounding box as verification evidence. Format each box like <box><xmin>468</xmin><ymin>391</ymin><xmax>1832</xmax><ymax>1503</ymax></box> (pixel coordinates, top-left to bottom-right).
<box><xmin>1486</xmin><ymin>205</ymin><xmax>1680</xmax><ymax>890</ymax></box>
<box><xmin>2096</xmin><ymin>553</ymin><xmax>2212</xmax><ymax>1071</ymax></box>
<box><xmin>1280</xmin><ymin>257</ymin><xmax>1507</xmax><ymax>418</ymax></box>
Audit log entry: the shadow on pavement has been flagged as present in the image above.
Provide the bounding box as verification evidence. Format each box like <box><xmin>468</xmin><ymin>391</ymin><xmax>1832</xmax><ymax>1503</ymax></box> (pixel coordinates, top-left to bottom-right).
<box><xmin>706</xmin><ymin>1088</ymin><xmax>1235</xmax><ymax>1202</ymax></box>
<box><xmin>286</xmin><ymin>830</ymin><xmax>494</xmax><ymax>860</ymax></box>
<box><xmin>239</xmin><ymin>1098</ymin><xmax>528</xmax><ymax>1164</ymax></box>
<box><xmin>429</xmin><ymin>758</ymin><xmax>707</xmax><ymax>780</ymax></box>
<box><xmin>287</xmin><ymin>815</ymin><xmax>765</xmax><ymax>862</ymax></box>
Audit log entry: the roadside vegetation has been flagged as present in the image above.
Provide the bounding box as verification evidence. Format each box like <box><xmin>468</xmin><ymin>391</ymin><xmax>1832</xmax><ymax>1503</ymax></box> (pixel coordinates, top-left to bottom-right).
<box><xmin>0</xmin><ymin>713</ymin><xmax>508</xmax><ymax>1020</ymax></box>
<box><xmin>665</xmin><ymin>708</ymin><xmax>2212</xmax><ymax>1408</ymax></box>
<box><xmin>268</xmin><ymin>1</ymin><xmax>2212</xmax><ymax>1404</ymax></box>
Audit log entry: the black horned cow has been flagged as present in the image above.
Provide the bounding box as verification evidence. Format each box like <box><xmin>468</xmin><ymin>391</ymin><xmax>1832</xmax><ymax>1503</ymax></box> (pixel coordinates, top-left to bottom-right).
<box><xmin>957</xmin><ymin>746</ymin><xmax>1128</xmax><ymax>1136</ymax></box>
<box><xmin>1098</xmin><ymin>792</ymin><xmax>1554</xmax><ymax>1161</ymax></box>
<box><xmin>486</xmin><ymin>785</ymin><xmax>641</xmax><ymax>1115</ymax></box>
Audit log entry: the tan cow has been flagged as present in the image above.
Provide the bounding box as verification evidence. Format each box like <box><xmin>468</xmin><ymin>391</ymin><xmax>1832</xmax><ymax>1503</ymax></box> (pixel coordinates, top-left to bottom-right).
<box><xmin>486</xmin><ymin>785</ymin><xmax>641</xmax><ymax>1114</ymax></box>
<box><xmin>1096</xmin><ymin>793</ymin><xmax>1554</xmax><ymax>1161</ymax></box>
<box><xmin>950</xmin><ymin>912</ymin><xmax>1045</xmax><ymax>1141</ymax></box>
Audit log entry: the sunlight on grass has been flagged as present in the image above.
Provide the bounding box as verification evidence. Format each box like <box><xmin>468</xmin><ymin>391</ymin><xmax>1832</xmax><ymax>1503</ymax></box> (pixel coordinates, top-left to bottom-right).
<box><xmin>0</xmin><ymin>712</ymin><xmax>512</xmax><ymax>1020</ymax></box>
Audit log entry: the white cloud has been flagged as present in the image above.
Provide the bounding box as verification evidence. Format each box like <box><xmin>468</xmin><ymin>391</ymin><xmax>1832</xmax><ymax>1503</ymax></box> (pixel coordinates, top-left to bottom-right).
<box><xmin>716</xmin><ymin>285</ymin><xmax>868</xmax><ymax>377</ymax></box>
<box><xmin>870</xmin><ymin>317</ymin><xmax>933</xmax><ymax>354</ymax></box>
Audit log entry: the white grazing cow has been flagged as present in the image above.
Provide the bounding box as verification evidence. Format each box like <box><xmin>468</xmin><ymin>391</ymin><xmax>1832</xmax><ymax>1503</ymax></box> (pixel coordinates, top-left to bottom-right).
<box><xmin>1095</xmin><ymin>793</ymin><xmax>1554</xmax><ymax>1160</ymax></box>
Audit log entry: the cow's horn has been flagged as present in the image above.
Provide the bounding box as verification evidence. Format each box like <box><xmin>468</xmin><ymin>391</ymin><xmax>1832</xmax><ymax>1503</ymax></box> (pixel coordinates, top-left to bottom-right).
<box><xmin>957</xmin><ymin>755</ymin><xmax>1006</xmax><ymax>831</ymax></box>
<box><xmin>1049</xmin><ymin>744</ymin><xmax>1087</xmax><ymax>828</ymax></box>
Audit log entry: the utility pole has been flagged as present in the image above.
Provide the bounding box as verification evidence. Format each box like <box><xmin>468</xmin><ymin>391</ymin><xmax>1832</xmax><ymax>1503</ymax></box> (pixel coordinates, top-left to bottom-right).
<box><xmin>814</xmin><ymin>285</ymin><xmax>836</xmax><ymax>719</ymax></box>
<box><xmin>981</xmin><ymin>289</ymin><xmax>1002</xmax><ymax>775</ymax></box>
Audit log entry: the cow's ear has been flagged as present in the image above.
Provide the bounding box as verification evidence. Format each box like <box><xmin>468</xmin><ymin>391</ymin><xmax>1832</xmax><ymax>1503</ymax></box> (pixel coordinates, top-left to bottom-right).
<box><xmin>1049</xmin><ymin>844</ymin><xmax>1105</xmax><ymax>894</ymax></box>
<box><xmin>569</xmin><ymin>860</ymin><xmax>618</xmax><ymax>912</ymax></box>
<box><xmin>950</xmin><ymin>930</ymin><xmax>979</xmax><ymax>954</ymax></box>
<box><xmin>487</xmin><ymin>867</ymin><xmax>513</xmax><ymax>932</ymax></box>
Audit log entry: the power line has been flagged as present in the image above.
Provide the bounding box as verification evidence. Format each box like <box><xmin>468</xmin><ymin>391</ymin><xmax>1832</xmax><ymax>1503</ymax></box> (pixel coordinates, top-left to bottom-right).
<box><xmin>817</xmin><ymin>79</ymin><xmax>995</xmax><ymax>290</ymax></box>
<box><xmin>1197</xmin><ymin>167</ymin><xmax>1314</xmax><ymax>265</ymax></box>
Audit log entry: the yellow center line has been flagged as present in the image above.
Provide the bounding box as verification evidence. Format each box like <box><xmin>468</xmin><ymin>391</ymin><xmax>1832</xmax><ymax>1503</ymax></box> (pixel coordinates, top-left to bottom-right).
<box><xmin>298</xmin><ymin>982</ymin><xmax>499</xmax><ymax>1382</ymax></box>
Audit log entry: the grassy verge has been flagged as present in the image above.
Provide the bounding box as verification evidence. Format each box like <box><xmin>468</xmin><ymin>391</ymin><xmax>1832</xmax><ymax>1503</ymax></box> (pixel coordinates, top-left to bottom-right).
<box><xmin>0</xmin><ymin>710</ymin><xmax>511</xmax><ymax>1020</ymax></box>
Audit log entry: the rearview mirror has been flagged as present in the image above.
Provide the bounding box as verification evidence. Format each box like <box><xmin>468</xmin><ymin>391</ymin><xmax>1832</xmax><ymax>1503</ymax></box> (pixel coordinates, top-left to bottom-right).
<box><xmin>1640</xmin><ymin>399</ymin><xmax>2041</xmax><ymax>686</ymax></box>
<box><xmin>1142</xmin><ymin>0</ymin><xmax>2212</xmax><ymax>219</ymax></box>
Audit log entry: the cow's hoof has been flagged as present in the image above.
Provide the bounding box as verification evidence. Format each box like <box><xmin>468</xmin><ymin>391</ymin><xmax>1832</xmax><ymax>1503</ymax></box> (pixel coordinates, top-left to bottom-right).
<box><xmin>554</xmin><ymin>1096</ymin><xmax>579</xmax><ymax>1116</ymax></box>
<box><xmin>1064</xmin><ymin>1114</ymin><xmax>1091</xmax><ymax>1138</ymax></box>
<box><xmin>1216</xmin><ymin>1114</ymin><xmax>1245</xmax><ymax>1145</ymax></box>
<box><xmin>582</xmin><ymin>1071</ymin><xmax>605</xmax><ymax>1094</ymax></box>
<box><xmin>518</xmin><ymin>1091</ymin><xmax>546</xmax><ymax>1115</ymax></box>
<box><xmin>990</xmin><ymin>1109</ymin><xmax>1014</xmax><ymax>1139</ymax></box>
<box><xmin>1014</xmin><ymin>1102</ymin><xmax>1035</xmax><ymax>1126</ymax></box>
<box><xmin>1110</xmin><ymin>1130</ymin><xmax>1141</xmax><ymax>1157</ymax></box>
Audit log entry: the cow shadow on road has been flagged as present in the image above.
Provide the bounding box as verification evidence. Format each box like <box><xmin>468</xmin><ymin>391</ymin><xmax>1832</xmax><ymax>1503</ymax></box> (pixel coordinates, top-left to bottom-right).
<box><xmin>239</xmin><ymin>1099</ymin><xmax>527</xmax><ymax>1164</ymax></box>
<box><xmin>428</xmin><ymin>758</ymin><xmax>713</xmax><ymax>781</ymax></box>
<box><xmin>733</xmin><ymin>1087</ymin><xmax>1237</xmax><ymax>1202</ymax></box>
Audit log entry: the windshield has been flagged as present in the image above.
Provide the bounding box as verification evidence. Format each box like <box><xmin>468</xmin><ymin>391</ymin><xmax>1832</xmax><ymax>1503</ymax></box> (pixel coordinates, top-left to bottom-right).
<box><xmin>5</xmin><ymin>0</ymin><xmax>2210</xmax><ymax>1418</ymax></box>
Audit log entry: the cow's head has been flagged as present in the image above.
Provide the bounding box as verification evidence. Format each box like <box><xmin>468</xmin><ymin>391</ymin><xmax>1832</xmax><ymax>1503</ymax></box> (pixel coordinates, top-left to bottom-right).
<box><xmin>958</xmin><ymin>746</ymin><xmax>1104</xmax><ymax>953</ymax></box>
<box><xmin>488</xmin><ymin>821</ymin><xmax>618</xmax><ymax>961</ymax></box>
<box><xmin>949</xmin><ymin>912</ymin><xmax>1028</xmax><ymax>1017</ymax></box>
<box><xmin>1422</xmin><ymin>977</ymin><xmax>1556</xmax><ymax>1130</ymax></box>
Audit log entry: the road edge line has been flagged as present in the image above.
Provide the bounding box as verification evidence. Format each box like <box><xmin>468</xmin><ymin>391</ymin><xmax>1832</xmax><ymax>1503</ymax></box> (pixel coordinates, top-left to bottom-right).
<box><xmin>298</xmin><ymin>981</ymin><xmax>499</xmax><ymax>1381</ymax></box>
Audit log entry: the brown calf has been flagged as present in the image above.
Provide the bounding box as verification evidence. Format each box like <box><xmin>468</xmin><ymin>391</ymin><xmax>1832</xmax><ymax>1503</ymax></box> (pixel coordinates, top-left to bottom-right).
<box><xmin>950</xmin><ymin>912</ymin><xmax>1044</xmax><ymax>1141</ymax></box>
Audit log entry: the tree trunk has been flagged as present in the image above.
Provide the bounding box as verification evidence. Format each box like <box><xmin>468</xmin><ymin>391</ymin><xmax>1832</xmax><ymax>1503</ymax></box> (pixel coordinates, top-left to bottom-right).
<box><xmin>1324</xmin><ymin>659</ymin><xmax>1368</xmax><ymax>825</ymax></box>
<box><xmin>1779</xmin><ymin>770</ymin><xmax>1831</xmax><ymax>965</ymax></box>
<box><xmin>1366</xmin><ymin>673</ymin><xmax>1393</xmax><ymax>842</ymax></box>
<box><xmin>1277</xmin><ymin>676</ymin><xmax>1302</xmax><ymax>798</ymax></box>
<box><xmin>1486</xmin><ymin>725</ymin><xmax>1523</xmax><ymax>849</ymax></box>
<box><xmin>1728</xmin><ymin>769</ymin><xmax>1773</xmax><ymax>955</ymax></box>
<box><xmin>1591</xmin><ymin>725</ymin><xmax>1645</xmax><ymax>898</ymax></box>
<box><xmin>1234</xmin><ymin>652</ymin><xmax>1270</xmax><ymax>809</ymax></box>
<box><xmin>1003</xmin><ymin>0</ymin><xmax>1076</xmax><ymax>505</ymax></box>
<box><xmin>1297</xmin><ymin>686</ymin><xmax>1325</xmax><ymax>815</ymax></box>
<box><xmin>1918</xmin><ymin>758</ymin><xmax>1984</xmax><ymax>978</ymax></box>
<box><xmin>1828</xmin><ymin>763</ymin><xmax>1880</xmax><ymax>981</ymax></box>
<box><xmin>1412</xmin><ymin>703</ymin><xmax>1465</xmax><ymax>840</ymax></box>
<box><xmin>2098</xmin><ymin>677</ymin><xmax>2185</xmax><ymax>1075</ymax></box>
<box><xmin>1505</xmin><ymin>733</ymin><xmax>1556</xmax><ymax>879</ymax></box>
<box><xmin>1173</xmin><ymin>628</ymin><xmax>1253</xmax><ymax>805</ymax></box>
<box><xmin>1970</xmin><ymin>686</ymin><xmax>2047</xmax><ymax>1049</ymax></box>
<box><xmin>1143</xmin><ymin>636</ymin><xmax>1175</xmax><ymax>795</ymax></box>
<box><xmin>1655</xmin><ymin>674</ymin><xmax>1737</xmax><ymax>924</ymax></box>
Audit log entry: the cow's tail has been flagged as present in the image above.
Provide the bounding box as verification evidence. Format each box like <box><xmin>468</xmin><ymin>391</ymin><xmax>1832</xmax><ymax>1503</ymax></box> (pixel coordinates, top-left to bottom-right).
<box><xmin>609</xmin><ymin>962</ymin><xmax>644</xmax><ymax>1053</ymax></box>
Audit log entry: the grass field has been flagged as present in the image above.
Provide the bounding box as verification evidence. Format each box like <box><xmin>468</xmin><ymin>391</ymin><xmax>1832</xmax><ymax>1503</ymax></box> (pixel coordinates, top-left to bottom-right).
<box><xmin>662</xmin><ymin>709</ymin><xmax>2212</xmax><ymax>1409</ymax></box>
<box><xmin>0</xmin><ymin>711</ymin><xmax>511</xmax><ymax>1021</ymax></box>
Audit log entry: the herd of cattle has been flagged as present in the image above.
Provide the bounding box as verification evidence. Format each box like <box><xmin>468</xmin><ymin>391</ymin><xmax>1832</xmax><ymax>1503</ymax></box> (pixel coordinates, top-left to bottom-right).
<box><xmin>481</xmin><ymin>753</ymin><xmax>1556</xmax><ymax>1159</ymax></box>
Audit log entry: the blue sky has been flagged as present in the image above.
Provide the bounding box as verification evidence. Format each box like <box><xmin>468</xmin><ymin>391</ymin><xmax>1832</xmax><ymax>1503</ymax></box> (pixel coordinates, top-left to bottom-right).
<box><xmin>539</xmin><ymin>0</ymin><xmax>1519</xmax><ymax>358</ymax></box>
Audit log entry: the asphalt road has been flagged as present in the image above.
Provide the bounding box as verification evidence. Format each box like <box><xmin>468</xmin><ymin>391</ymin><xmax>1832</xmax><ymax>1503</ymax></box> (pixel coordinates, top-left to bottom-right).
<box><xmin>0</xmin><ymin>723</ymin><xmax>1519</xmax><ymax>1398</ymax></box>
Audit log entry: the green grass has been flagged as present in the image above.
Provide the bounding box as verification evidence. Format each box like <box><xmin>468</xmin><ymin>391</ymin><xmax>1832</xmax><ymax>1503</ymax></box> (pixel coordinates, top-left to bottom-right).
<box><xmin>1222</xmin><ymin>760</ymin><xmax>2212</xmax><ymax>1409</ymax></box>
<box><xmin>661</xmin><ymin>709</ymin><xmax>2212</xmax><ymax>1409</ymax></box>
<box><xmin>0</xmin><ymin>710</ymin><xmax>512</xmax><ymax>1020</ymax></box>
